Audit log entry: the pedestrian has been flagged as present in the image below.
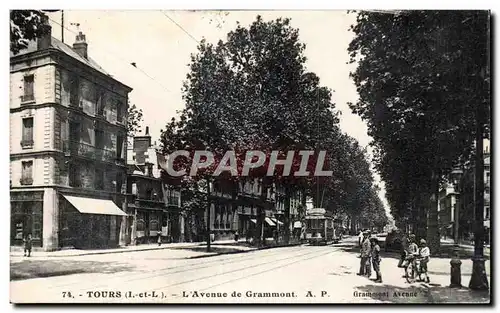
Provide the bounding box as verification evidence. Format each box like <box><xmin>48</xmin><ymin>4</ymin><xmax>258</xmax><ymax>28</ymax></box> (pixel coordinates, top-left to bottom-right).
<box><xmin>358</xmin><ymin>230</ymin><xmax>364</xmax><ymax>248</ymax></box>
<box><xmin>398</xmin><ymin>232</ymin><xmax>410</xmax><ymax>268</ymax></box>
<box><xmin>403</xmin><ymin>234</ymin><xmax>418</xmax><ymax>277</ymax></box>
<box><xmin>370</xmin><ymin>237</ymin><xmax>382</xmax><ymax>283</ymax></box>
<box><xmin>157</xmin><ymin>231</ymin><xmax>162</xmax><ymax>246</ymax></box>
<box><xmin>364</xmin><ymin>231</ymin><xmax>373</xmax><ymax>277</ymax></box>
<box><xmin>418</xmin><ymin>239</ymin><xmax>431</xmax><ymax>283</ymax></box>
<box><xmin>234</xmin><ymin>231</ymin><xmax>239</xmax><ymax>242</ymax></box>
<box><xmin>23</xmin><ymin>233</ymin><xmax>32</xmax><ymax>257</ymax></box>
<box><xmin>357</xmin><ymin>231</ymin><xmax>372</xmax><ymax>277</ymax></box>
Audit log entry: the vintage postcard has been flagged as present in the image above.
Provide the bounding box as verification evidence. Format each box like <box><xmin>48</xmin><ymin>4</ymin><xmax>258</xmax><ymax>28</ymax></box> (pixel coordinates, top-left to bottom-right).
<box><xmin>9</xmin><ymin>9</ymin><xmax>491</xmax><ymax>304</ymax></box>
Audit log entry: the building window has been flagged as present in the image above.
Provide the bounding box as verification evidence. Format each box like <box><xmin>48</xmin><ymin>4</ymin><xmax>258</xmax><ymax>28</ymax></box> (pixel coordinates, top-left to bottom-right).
<box><xmin>485</xmin><ymin>207</ymin><xmax>490</xmax><ymax>220</ymax></box>
<box><xmin>70</xmin><ymin>75</ymin><xmax>80</xmax><ymax>107</ymax></box>
<box><xmin>166</xmin><ymin>188</ymin><xmax>180</xmax><ymax>207</ymax></box>
<box><xmin>116</xmin><ymin>135</ymin><xmax>124</xmax><ymax>159</ymax></box>
<box><xmin>214</xmin><ymin>206</ymin><xmax>221</xmax><ymax>229</ymax></box>
<box><xmin>145</xmin><ymin>188</ymin><xmax>153</xmax><ymax>200</ymax></box>
<box><xmin>22</xmin><ymin>75</ymin><xmax>34</xmax><ymax>102</ymax></box>
<box><xmin>95</xmin><ymin>129</ymin><xmax>104</xmax><ymax>150</ymax></box>
<box><xmin>116</xmin><ymin>172</ymin><xmax>123</xmax><ymax>193</ymax></box>
<box><xmin>21</xmin><ymin>117</ymin><xmax>34</xmax><ymax>148</ymax></box>
<box><xmin>69</xmin><ymin>163</ymin><xmax>82</xmax><ymax>187</ymax></box>
<box><xmin>20</xmin><ymin>161</ymin><xmax>33</xmax><ymax>185</ymax></box>
<box><xmin>95</xmin><ymin>168</ymin><xmax>104</xmax><ymax>190</ymax></box>
<box><xmin>116</xmin><ymin>101</ymin><xmax>124</xmax><ymax>123</ymax></box>
<box><xmin>96</xmin><ymin>90</ymin><xmax>105</xmax><ymax>116</ymax></box>
<box><xmin>227</xmin><ymin>210</ymin><xmax>232</xmax><ymax>229</ymax></box>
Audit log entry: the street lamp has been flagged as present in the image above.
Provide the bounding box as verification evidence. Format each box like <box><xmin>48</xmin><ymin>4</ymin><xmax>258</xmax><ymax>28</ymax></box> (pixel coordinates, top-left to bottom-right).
<box><xmin>450</xmin><ymin>168</ymin><xmax>463</xmax><ymax>246</ymax></box>
<box><xmin>449</xmin><ymin>168</ymin><xmax>463</xmax><ymax>288</ymax></box>
<box><xmin>206</xmin><ymin>176</ymin><xmax>213</xmax><ymax>252</ymax></box>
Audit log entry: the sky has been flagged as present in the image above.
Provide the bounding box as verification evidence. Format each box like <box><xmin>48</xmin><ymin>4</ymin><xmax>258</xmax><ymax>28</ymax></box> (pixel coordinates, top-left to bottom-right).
<box><xmin>45</xmin><ymin>10</ymin><xmax>392</xmax><ymax>218</ymax></box>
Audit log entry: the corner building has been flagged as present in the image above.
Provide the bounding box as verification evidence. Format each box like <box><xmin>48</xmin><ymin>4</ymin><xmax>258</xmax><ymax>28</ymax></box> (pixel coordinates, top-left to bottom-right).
<box><xmin>10</xmin><ymin>25</ymin><xmax>132</xmax><ymax>251</ymax></box>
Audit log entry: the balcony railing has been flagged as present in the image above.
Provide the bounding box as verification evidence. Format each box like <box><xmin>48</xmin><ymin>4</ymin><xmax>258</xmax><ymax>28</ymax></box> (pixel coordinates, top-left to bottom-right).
<box><xmin>20</xmin><ymin>94</ymin><xmax>35</xmax><ymax>103</ymax></box>
<box><xmin>166</xmin><ymin>195</ymin><xmax>181</xmax><ymax>207</ymax></box>
<box><xmin>63</xmin><ymin>140</ymin><xmax>116</xmax><ymax>163</ymax></box>
<box><xmin>20</xmin><ymin>177</ymin><xmax>33</xmax><ymax>185</ymax></box>
<box><xmin>20</xmin><ymin>139</ymin><xmax>34</xmax><ymax>148</ymax></box>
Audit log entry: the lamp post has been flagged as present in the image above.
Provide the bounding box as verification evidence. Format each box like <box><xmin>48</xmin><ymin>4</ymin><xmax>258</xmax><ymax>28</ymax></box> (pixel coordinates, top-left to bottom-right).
<box><xmin>450</xmin><ymin>168</ymin><xmax>463</xmax><ymax>288</ymax></box>
<box><xmin>206</xmin><ymin>176</ymin><xmax>212</xmax><ymax>253</ymax></box>
<box><xmin>469</xmin><ymin>59</ymin><xmax>489</xmax><ymax>290</ymax></box>
<box><xmin>451</xmin><ymin>168</ymin><xmax>463</xmax><ymax>246</ymax></box>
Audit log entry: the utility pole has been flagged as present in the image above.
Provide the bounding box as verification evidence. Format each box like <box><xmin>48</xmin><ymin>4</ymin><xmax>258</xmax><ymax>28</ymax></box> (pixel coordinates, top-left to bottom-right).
<box><xmin>206</xmin><ymin>176</ymin><xmax>211</xmax><ymax>252</ymax></box>
<box><xmin>61</xmin><ymin>10</ymin><xmax>64</xmax><ymax>43</ymax></box>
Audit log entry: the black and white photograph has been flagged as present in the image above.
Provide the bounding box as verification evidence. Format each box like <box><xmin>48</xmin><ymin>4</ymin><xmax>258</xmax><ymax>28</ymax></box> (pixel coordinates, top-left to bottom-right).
<box><xmin>8</xmin><ymin>8</ymin><xmax>491</xmax><ymax>304</ymax></box>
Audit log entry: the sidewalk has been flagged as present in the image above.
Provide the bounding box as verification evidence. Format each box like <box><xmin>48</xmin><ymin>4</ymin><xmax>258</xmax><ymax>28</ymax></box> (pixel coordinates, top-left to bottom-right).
<box><xmin>10</xmin><ymin>239</ymin><xmax>254</xmax><ymax>258</ymax></box>
<box><xmin>379</xmin><ymin>250</ymin><xmax>491</xmax><ymax>303</ymax></box>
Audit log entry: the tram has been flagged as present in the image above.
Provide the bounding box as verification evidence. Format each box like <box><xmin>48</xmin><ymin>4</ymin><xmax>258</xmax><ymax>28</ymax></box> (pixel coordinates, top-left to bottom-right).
<box><xmin>305</xmin><ymin>208</ymin><xmax>341</xmax><ymax>245</ymax></box>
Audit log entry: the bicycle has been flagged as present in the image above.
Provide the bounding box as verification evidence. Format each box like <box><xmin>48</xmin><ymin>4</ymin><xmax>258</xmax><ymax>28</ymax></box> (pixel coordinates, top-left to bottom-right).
<box><xmin>405</xmin><ymin>257</ymin><xmax>423</xmax><ymax>283</ymax></box>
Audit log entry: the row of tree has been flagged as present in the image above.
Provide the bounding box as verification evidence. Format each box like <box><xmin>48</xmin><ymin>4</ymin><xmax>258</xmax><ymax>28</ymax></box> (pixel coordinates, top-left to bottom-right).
<box><xmin>159</xmin><ymin>16</ymin><xmax>388</xmax><ymax>245</ymax></box>
<box><xmin>347</xmin><ymin>10</ymin><xmax>490</xmax><ymax>254</ymax></box>
<box><xmin>9</xmin><ymin>11</ymin><xmax>389</xmax><ymax>244</ymax></box>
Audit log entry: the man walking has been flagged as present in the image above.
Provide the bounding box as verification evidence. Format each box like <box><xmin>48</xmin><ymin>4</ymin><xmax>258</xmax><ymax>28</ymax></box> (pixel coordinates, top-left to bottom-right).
<box><xmin>370</xmin><ymin>237</ymin><xmax>382</xmax><ymax>283</ymax></box>
<box><xmin>357</xmin><ymin>230</ymin><xmax>372</xmax><ymax>277</ymax></box>
<box><xmin>23</xmin><ymin>233</ymin><xmax>32</xmax><ymax>257</ymax></box>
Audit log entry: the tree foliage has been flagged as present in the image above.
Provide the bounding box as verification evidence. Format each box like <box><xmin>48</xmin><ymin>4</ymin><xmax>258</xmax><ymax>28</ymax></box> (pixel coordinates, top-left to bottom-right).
<box><xmin>10</xmin><ymin>10</ymin><xmax>51</xmax><ymax>55</ymax></box>
<box><xmin>348</xmin><ymin>10</ymin><xmax>490</xmax><ymax>252</ymax></box>
<box><xmin>127</xmin><ymin>103</ymin><xmax>144</xmax><ymax>137</ymax></box>
<box><xmin>161</xmin><ymin>15</ymin><xmax>389</xmax><ymax>243</ymax></box>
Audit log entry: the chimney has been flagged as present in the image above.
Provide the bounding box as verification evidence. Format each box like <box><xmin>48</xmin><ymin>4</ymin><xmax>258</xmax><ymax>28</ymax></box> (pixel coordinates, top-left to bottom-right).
<box><xmin>73</xmin><ymin>31</ymin><xmax>88</xmax><ymax>59</ymax></box>
<box><xmin>132</xmin><ymin>125</ymin><xmax>152</xmax><ymax>164</ymax></box>
<box><xmin>37</xmin><ymin>14</ymin><xmax>52</xmax><ymax>50</ymax></box>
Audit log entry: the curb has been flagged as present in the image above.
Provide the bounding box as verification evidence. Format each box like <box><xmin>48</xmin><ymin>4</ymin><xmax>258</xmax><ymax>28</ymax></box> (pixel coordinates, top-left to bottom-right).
<box><xmin>10</xmin><ymin>242</ymin><xmax>305</xmax><ymax>259</ymax></box>
<box><xmin>10</xmin><ymin>245</ymin><xmax>198</xmax><ymax>258</ymax></box>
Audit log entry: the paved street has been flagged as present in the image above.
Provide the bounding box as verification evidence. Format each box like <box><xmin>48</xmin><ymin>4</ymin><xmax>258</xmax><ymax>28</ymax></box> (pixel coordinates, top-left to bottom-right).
<box><xmin>10</xmin><ymin>237</ymin><xmax>490</xmax><ymax>304</ymax></box>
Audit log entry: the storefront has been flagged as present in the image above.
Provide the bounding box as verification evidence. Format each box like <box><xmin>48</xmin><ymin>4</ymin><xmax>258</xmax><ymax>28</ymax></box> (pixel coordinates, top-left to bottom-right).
<box><xmin>59</xmin><ymin>194</ymin><xmax>127</xmax><ymax>249</ymax></box>
<box><xmin>210</xmin><ymin>201</ymin><xmax>236</xmax><ymax>241</ymax></box>
<box><xmin>134</xmin><ymin>207</ymin><xmax>163</xmax><ymax>244</ymax></box>
<box><xmin>10</xmin><ymin>191</ymin><xmax>44</xmax><ymax>247</ymax></box>
<box><xmin>238</xmin><ymin>206</ymin><xmax>258</xmax><ymax>238</ymax></box>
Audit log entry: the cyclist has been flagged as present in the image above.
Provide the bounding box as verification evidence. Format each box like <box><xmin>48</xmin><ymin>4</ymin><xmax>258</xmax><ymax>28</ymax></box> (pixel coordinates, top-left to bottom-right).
<box><xmin>404</xmin><ymin>234</ymin><xmax>418</xmax><ymax>278</ymax></box>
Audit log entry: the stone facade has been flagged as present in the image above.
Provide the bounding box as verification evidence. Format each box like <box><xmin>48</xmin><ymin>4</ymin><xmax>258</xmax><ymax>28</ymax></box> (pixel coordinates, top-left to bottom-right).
<box><xmin>10</xmin><ymin>26</ymin><xmax>132</xmax><ymax>251</ymax></box>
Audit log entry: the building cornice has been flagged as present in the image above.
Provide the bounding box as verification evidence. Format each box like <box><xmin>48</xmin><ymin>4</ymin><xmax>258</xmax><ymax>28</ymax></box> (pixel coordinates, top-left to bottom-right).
<box><xmin>10</xmin><ymin>184</ymin><xmax>122</xmax><ymax>198</ymax></box>
<box><xmin>10</xmin><ymin>102</ymin><xmax>127</xmax><ymax>132</ymax></box>
<box><xmin>10</xmin><ymin>150</ymin><xmax>127</xmax><ymax>168</ymax></box>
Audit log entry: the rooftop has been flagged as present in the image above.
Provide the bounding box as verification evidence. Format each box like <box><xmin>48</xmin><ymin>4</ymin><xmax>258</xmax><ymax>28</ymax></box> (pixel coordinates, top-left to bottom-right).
<box><xmin>11</xmin><ymin>36</ymin><xmax>131</xmax><ymax>91</ymax></box>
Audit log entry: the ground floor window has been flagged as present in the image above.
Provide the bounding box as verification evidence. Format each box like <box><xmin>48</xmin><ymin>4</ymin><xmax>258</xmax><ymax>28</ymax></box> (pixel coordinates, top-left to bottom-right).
<box><xmin>10</xmin><ymin>199</ymin><xmax>43</xmax><ymax>247</ymax></box>
<box><xmin>59</xmin><ymin>195</ymin><xmax>119</xmax><ymax>249</ymax></box>
<box><xmin>134</xmin><ymin>210</ymin><xmax>163</xmax><ymax>244</ymax></box>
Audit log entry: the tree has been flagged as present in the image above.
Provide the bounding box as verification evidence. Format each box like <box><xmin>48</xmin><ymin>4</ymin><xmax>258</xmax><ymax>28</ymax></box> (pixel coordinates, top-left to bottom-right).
<box><xmin>127</xmin><ymin>103</ymin><xmax>144</xmax><ymax>137</ymax></box>
<box><xmin>161</xmin><ymin>15</ymin><xmax>340</xmax><ymax>246</ymax></box>
<box><xmin>10</xmin><ymin>10</ymin><xmax>51</xmax><ymax>55</ymax></box>
<box><xmin>348</xmin><ymin>10</ymin><xmax>490</xmax><ymax>254</ymax></box>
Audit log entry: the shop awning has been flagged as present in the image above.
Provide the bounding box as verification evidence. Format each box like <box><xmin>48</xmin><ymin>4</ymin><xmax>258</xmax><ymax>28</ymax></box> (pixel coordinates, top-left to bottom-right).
<box><xmin>250</xmin><ymin>219</ymin><xmax>257</xmax><ymax>224</ymax></box>
<box><xmin>265</xmin><ymin>217</ymin><xmax>276</xmax><ymax>227</ymax></box>
<box><xmin>271</xmin><ymin>218</ymin><xmax>284</xmax><ymax>225</ymax></box>
<box><xmin>306</xmin><ymin>215</ymin><xmax>324</xmax><ymax>220</ymax></box>
<box><xmin>294</xmin><ymin>221</ymin><xmax>302</xmax><ymax>228</ymax></box>
<box><xmin>63</xmin><ymin>195</ymin><xmax>127</xmax><ymax>216</ymax></box>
